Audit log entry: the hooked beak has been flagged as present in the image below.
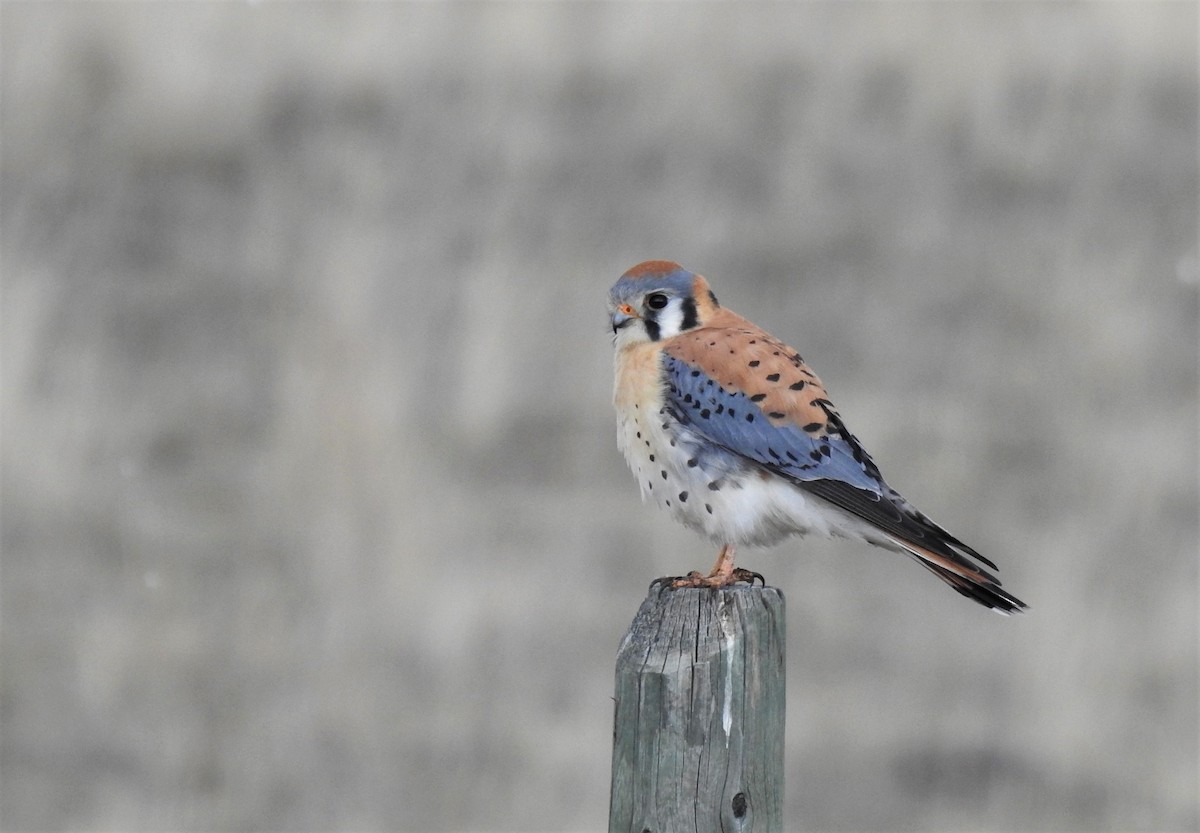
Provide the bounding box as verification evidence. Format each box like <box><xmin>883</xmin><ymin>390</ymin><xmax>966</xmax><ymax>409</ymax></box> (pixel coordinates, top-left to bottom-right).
<box><xmin>611</xmin><ymin>303</ymin><xmax>639</xmax><ymax>333</ymax></box>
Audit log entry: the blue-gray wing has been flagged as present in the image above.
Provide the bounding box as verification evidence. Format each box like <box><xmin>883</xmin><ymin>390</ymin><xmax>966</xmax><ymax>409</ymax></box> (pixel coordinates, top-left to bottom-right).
<box><xmin>660</xmin><ymin>351</ymin><xmax>886</xmax><ymax>494</ymax></box>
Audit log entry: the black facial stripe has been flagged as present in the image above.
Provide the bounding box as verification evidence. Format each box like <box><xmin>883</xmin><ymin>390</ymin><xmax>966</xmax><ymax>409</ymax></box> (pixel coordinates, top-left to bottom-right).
<box><xmin>644</xmin><ymin>317</ymin><xmax>661</xmax><ymax>341</ymax></box>
<box><xmin>708</xmin><ymin>289</ymin><xmax>719</xmax><ymax>307</ymax></box>
<box><xmin>680</xmin><ymin>297</ymin><xmax>699</xmax><ymax>331</ymax></box>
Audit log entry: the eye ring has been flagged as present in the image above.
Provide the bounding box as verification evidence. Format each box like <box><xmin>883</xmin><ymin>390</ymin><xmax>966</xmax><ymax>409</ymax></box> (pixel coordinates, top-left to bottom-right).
<box><xmin>646</xmin><ymin>293</ymin><xmax>669</xmax><ymax>310</ymax></box>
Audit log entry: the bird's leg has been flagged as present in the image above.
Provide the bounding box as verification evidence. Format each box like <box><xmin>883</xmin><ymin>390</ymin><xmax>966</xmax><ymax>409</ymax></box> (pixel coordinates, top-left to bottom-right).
<box><xmin>705</xmin><ymin>543</ymin><xmax>737</xmax><ymax>582</ymax></box>
<box><xmin>651</xmin><ymin>544</ymin><xmax>764</xmax><ymax>589</ymax></box>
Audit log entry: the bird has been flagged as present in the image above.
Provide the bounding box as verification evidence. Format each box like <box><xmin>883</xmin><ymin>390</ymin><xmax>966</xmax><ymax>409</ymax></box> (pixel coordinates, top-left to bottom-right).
<box><xmin>609</xmin><ymin>260</ymin><xmax>1027</xmax><ymax>614</ymax></box>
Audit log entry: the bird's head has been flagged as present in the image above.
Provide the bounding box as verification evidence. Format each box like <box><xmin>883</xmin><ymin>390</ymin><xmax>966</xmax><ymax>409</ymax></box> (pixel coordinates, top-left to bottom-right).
<box><xmin>609</xmin><ymin>260</ymin><xmax>720</xmax><ymax>346</ymax></box>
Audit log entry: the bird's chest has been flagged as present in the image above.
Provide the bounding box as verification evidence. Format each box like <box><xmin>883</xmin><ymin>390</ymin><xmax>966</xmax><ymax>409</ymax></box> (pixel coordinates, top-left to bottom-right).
<box><xmin>613</xmin><ymin>344</ymin><xmax>676</xmax><ymax>476</ymax></box>
<box><xmin>613</xmin><ymin>344</ymin><xmax>745</xmax><ymax>532</ymax></box>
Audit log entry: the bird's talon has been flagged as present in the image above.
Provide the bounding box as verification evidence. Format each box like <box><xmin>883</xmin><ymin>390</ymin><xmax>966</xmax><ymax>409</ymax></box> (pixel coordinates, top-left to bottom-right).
<box><xmin>668</xmin><ymin>571</ymin><xmax>707</xmax><ymax>589</ymax></box>
<box><xmin>650</xmin><ymin>573</ymin><xmax>698</xmax><ymax>591</ymax></box>
<box><xmin>648</xmin><ymin>569</ymin><xmax>765</xmax><ymax>590</ymax></box>
<box><xmin>733</xmin><ymin>568</ymin><xmax>765</xmax><ymax>586</ymax></box>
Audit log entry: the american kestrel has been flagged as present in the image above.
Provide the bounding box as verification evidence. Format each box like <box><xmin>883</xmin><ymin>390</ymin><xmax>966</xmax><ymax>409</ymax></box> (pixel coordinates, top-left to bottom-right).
<box><xmin>609</xmin><ymin>260</ymin><xmax>1027</xmax><ymax>614</ymax></box>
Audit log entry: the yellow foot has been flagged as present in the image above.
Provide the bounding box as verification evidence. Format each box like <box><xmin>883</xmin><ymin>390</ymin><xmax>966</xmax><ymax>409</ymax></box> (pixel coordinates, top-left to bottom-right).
<box><xmin>650</xmin><ymin>568</ymin><xmax>765</xmax><ymax>590</ymax></box>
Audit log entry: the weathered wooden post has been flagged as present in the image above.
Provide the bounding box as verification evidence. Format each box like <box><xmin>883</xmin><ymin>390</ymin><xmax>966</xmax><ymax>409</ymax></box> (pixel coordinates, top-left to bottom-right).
<box><xmin>609</xmin><ymin>584</ymin><xmax>786</xmax><ymax>832</ymax></box>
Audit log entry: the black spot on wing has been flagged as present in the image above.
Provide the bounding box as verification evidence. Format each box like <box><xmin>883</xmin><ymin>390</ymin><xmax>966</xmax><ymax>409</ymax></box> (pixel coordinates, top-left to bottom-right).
<box><xmin>810</xmin><ymin>399</ymin><xmax>884</xmax><ymax>482</ymax></box>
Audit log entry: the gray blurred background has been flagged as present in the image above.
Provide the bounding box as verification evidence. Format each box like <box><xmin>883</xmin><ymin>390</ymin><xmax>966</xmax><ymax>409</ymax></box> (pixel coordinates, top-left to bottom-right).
<box><xmin>2</xmin><ymin>3</ymin><xmax>1197</xmax><ymax>831</ymax></box>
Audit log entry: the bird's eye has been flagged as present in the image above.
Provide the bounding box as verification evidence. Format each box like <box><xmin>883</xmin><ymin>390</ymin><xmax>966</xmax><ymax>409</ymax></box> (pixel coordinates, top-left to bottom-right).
<box><xmin>646</xmin><ymin>293</ymin><xmax>669</xmax><ymax>310</ymax></box>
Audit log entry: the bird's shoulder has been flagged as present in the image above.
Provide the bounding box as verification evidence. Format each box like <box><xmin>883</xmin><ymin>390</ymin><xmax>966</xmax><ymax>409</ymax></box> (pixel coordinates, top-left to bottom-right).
<box><xmin>661</xmin><ymin>308</ymin><xmax>838</xmax><ymax>437</ymax></box>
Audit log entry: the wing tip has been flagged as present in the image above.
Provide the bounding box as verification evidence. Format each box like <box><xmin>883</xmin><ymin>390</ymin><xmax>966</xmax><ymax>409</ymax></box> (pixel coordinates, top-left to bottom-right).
<box><xmin>890</xmin><ymin>536</ymin><xmax>1028</xmax><ymax>614</ymax></box>
<box><xmin>916</xmin><ymin>554</ymin><xmax>1029</xmax><ymax>614</ymax></box>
